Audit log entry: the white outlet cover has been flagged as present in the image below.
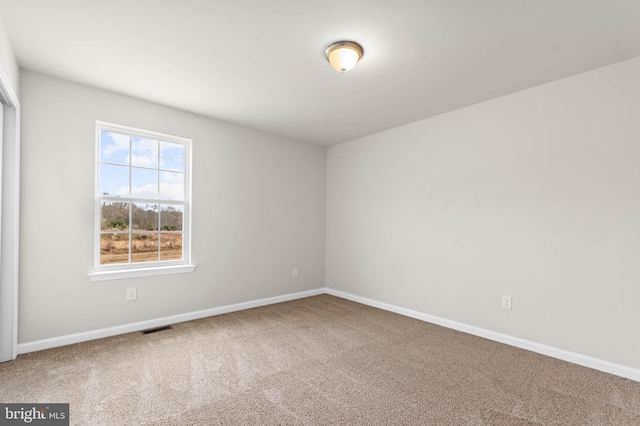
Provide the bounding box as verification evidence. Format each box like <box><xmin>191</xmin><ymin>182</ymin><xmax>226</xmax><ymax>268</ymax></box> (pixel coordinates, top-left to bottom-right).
<box><xmin>501</xmin><ymin>295</ymin><xmax>512</xmax><ymax>310</ymax></box>
<box><xmin>127</xmin><ymin>287</ymin><xmax>137</xmax><ymax>300</ymax></box>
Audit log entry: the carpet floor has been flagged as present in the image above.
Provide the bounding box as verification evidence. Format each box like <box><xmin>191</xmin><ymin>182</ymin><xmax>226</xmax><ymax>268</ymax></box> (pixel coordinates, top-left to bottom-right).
<box><xmin>0</xmin><ymin>294</ymin><xmax>639</xmax><ymax>425</ymax></box>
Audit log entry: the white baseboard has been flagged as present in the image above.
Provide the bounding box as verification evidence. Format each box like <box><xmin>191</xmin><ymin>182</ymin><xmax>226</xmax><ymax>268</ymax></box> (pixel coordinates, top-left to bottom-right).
<box><xmin>17</xmin><ymin>286</ymin><xmax>639</xmax><ymax>383</ymax></box>
<box><xmin>325</xmin><ymin>288</ymin><xmax>640</xmax><ymax>383</ymax></box>
<box><xmin>17</xmin><ymin>288</ymin><xmax>325</xmax><ymax>355</ymax></box>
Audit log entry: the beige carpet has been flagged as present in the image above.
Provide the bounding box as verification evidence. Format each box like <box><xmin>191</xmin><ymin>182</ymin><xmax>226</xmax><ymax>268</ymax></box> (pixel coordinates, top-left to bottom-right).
<box><xmin>1</xmin><ymin>295</ymin><xmax>638</xmax><ymax>425</ymax></box>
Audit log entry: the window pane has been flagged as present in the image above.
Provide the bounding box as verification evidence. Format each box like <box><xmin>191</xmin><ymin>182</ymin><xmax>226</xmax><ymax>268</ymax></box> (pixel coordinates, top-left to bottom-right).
<box><xmin>99</xmin><ymin>164</ymin><xmax>129</xmax><ymax>196</ymax></box>
<box><xmin>100</xmin><ymin>201</ymin><xmax>130</xmax><ymax>231</ymax></box>
<box><xmin>159</xmin><ymin>171</ymin><xmax>184</xmax><ymax>201</ymax></box>
<box><xmin>100</xmin><ymin>233</ymin><xmax>129</xmax><ymax>265</ymax></box>
<box><xmin>160</xmin><ymin>233</ymin><xmax>182</xmax><ymax>261</ymax></box>
<box><xmin>160</xmin><ymin>142</ymin><xmax>185</xmax><ymax>171</ymax></box>
<box><xmin>96</xmin><ymin>124</ymin><xmax>191</xmax><ymax>271</ymax></box>
<box><xmin>100</xmin><ymin>131</ymin><xmax>130</xmax><ymax>165</ymax></box>
<box><xmin>160</xmin><ymin>204</ymin><xmax>183</xmax><ymax>231</ymax></box>
<box><xmin>131</xmin><ymin>233</ymin><xmax>159</xmax><ymax>263</ymax></box>
<box><xmin>131</xmin><ymin>137</ymin><xmax>158</xmax><ymax>168</ymax></box>
<box><xmin>131</xmin><ymin>167</ymin><xmax>158</xmax><ymax>199</ymax></box>
<box><xmin>132</xmin><ymin>202</ymin><xmax>158</xmax><ymax>231</ymax></box>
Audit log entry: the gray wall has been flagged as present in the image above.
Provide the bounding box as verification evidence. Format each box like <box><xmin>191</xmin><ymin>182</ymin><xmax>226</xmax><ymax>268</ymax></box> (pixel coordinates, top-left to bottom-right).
<box><xmin>19</xmin><ymin>70</ymin><xmax>326</xmax><ymax>343</ymax></box>
<box><xmin>326</xmin><ymin>57</ymin><xmax>640</xmax><ymax>370</ymax></box>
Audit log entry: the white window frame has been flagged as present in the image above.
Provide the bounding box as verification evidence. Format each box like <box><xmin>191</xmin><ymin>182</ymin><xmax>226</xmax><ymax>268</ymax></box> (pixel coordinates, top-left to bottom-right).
<box><xmin>89</xmin><ymin>121</ymin><xmax>195</xmax><ymax>281</ymax></box>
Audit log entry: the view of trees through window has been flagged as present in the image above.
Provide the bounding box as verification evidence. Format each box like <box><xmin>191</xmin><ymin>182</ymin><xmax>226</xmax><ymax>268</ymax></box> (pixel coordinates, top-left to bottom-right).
<box><xmin>96</xmin><ymin>124</ymin><xmax>189</xmax><ymax>266</ymax></box>
<box><xmin>100</xmin><ymin>202</ymin><xmax>184</xmax><ymax>264</ymax></box>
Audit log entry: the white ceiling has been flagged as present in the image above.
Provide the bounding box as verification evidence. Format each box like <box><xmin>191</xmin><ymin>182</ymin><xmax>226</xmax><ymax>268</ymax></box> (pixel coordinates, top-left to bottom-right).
<box><xmin>1</xmin><ymin>0</ymin><xmax>639</xmax><ymax>146</ymax></box>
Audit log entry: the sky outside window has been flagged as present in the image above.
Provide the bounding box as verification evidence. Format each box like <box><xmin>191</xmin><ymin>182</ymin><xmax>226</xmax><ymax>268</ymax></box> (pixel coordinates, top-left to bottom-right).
<box><xmin>99</xmin><ymin>130</ymin><xmax>130</xmax><ymax>165</ymax></box>
<box><xmin>160</xmin><ymin>141</ymin><xmax>184</xmax><ymax>171</ymax></box>
<box><xmin>132</xmin><ymin>136</ymin><xmax>158</xmax><ymax>168</ymax></box>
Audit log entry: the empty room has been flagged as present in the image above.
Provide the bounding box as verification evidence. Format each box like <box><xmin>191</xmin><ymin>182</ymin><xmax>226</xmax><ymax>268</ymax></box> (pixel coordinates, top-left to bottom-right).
<box><xmin>0</xmin><ymin>0</ymin><xmax>639</xmax><ymax>424</ymax></box>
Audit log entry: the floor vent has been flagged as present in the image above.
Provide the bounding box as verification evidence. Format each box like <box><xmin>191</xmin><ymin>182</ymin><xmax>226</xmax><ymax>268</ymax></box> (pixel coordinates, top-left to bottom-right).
<box><xmin>141</xmin><ymin>325</ymin><xmax>173</xmax><ymax>335</ymax></box>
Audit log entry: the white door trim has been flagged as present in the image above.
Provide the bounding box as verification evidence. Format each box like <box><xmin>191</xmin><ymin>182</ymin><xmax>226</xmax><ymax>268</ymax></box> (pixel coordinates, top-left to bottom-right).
<box><xmin>0</xmin><ymin>63</ymin><xmax>20</xmax><ymax>363</ymax></box>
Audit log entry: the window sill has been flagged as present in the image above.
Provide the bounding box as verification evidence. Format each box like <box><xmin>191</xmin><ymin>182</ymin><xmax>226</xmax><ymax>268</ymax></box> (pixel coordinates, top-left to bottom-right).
<box><xmin>88</xmin><ymin>264</ymin><xmax>196</xmax><ymax>282</ymax></box>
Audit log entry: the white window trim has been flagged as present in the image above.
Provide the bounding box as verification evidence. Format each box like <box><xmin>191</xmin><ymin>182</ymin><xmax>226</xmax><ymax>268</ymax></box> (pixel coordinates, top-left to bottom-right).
<box><xmin>89</xmin><ymin>264</ymin><xmax>196</xmax><ymax>282</ymax></box>
<box><xmin>89</xmin><ymin>121</ymin><xmax>195</xmax><ymax>281</ymax></box>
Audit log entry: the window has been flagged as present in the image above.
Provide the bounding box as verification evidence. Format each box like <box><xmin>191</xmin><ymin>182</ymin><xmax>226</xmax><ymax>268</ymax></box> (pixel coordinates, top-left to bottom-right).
<box><xmin>90</xmin><ymin>121</ymin><xmax>194</xmax><ymax>281</ymax></box>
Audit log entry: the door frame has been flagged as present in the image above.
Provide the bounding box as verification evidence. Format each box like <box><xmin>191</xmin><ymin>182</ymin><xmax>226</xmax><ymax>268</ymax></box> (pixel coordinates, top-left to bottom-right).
<box><xmin>0</xmin><ymin>63</ymin><xmax>20</xmax><ymax>362</ymax></box>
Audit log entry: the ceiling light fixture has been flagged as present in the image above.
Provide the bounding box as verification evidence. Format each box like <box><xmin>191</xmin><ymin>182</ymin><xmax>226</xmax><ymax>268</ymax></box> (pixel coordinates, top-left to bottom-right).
<box><xmin>325</xmin><ymin>41</ymin><xmax>364</xmax><ymax>73</ymax></box>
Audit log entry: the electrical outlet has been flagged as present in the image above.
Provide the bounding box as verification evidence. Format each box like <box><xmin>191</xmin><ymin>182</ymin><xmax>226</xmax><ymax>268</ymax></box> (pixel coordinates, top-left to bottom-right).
<box><xmin>501</xmin><ymin>295</ymin><xmax>512</xmax><ymax>310</ymax></box>
<box><xmin>292</xmin><ymin>268</ymin><xmax>298</xmax><ymax>278</ymax></box>
<box><xmin>127</xmin><ymin>287</ymin><xmax>137</xmax><ymax>301</ymax></box>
